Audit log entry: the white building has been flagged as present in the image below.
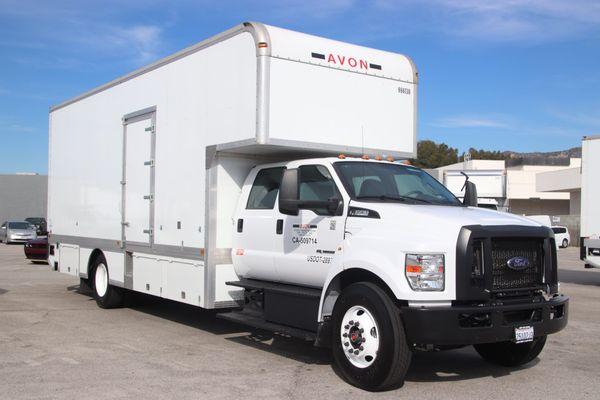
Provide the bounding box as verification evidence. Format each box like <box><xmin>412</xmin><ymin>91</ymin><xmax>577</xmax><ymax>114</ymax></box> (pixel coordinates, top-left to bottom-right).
<box><xmin>434</xmin><ymin>158</ymin><xmax>581</xmax><ymax>215</ymax></box>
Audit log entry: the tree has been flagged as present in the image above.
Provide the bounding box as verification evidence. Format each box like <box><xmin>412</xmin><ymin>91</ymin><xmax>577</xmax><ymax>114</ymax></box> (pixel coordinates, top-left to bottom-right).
<box><xmin>463</xmin><ymin>148</ymin><xmax>506</xmax><ymax>161</ymax></box>
<box><xmin>411</xmin><ymin>140</ymin><xmax>459</xmax><ymax>168</ymax></box>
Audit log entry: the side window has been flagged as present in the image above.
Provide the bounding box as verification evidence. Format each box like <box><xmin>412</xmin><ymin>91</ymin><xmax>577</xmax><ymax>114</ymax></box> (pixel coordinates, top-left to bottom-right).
<box><xmin>246</xmin><ymin>167</ymin><xmax>285</xmax><ymax>209</ymax></box>
<box><xmin>299</xmin><ymin>165</ymin><xmax>341</xmax><ymax>215</ymax></box>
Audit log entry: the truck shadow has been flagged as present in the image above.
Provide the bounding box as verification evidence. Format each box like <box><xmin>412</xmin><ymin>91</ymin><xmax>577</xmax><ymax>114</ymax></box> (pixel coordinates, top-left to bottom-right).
<box><xmin>406</xmin><ymin>348</ymin><xmax>539</xmax><ymax>382</ymax></box>
<box><xmin>68</xmin><ymin>283</ymin><xmax>540</xmax><ymax>381</ymax></box>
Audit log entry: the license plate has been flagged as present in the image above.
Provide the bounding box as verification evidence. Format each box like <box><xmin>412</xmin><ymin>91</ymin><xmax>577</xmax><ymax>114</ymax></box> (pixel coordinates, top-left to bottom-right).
<box><xmin>514</xmin><ymin>326</ymin><xmax>534</xmax><ymax>343</ymax></box>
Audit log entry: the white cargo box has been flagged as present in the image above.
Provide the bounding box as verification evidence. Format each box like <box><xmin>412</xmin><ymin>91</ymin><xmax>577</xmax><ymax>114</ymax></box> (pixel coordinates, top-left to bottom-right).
<box><xmin>47</xmin><ymin>22</ymin><xmax>418</xmax><ymax>308</ymax></box>
<box><xmin>443</xmin><ymin>170</ymin><xmax>506</xmax><ymax>199</ymax></box>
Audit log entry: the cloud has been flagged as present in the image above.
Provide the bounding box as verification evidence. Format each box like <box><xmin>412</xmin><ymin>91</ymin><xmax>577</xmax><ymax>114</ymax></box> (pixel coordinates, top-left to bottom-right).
<box><xmin>0</xmin><ymin>120</ymin><xmax>36</xmax><ymax>134</ymax></box>
<box><xmin>545</xmin><ymin>107</ymin><xmax>600</xmax><ymax>129</ymax></box>
<box><xmin>79</xmin><ymin>24</ymin><xmax>164</xmax><ymax>63</ymax></box>
<box><xmin>0</xmin><ymin>1</ymin><xmax>166</xmax><ymax>66</ymax></box>
<box><xmin>431</xmin><ymin>115</ymin><xmax>510</xmax><ymax>128</ymax></box>
<box><xmin>371</xmin><ymin>0</ymin><xmax>600</xmax><ymax>44</ymax></box>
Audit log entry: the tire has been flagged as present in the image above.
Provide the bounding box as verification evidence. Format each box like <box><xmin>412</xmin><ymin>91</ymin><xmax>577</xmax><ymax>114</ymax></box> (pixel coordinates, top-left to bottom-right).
<box><xmin>562</xmin><ymin>239</ymin><xmax>568</xmax><ymax>248</ymax></box>
<box><xmin>91</xmin><ymin>254</ymin><xmax>123</xmax><ymax>308</ymax></box>
<box><xmin>331</xmin><ymin>282</ymin><xmax>411</xmax><ymax>391</ymax></box>
<box><xmin>474</xmin><ymin>335</ymin><xmax>547</xmax><ymax>367</ymax></box>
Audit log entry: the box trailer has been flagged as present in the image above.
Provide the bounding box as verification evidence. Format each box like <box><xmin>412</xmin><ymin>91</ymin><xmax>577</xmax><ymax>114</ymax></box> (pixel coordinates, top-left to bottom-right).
<box><xmin>443</xmin><ymin>169</ymin><xmax>507</xmax><ymax>210</ymax></box>
<box><xmin>48</xmin><ymin>22</ymin><xmax>567</xmax><ymax>391</ymax></box>
<box><xmin>580</xmin><ymin>135</ymin><xmax>600</xmax><ymax>268</ymax></box>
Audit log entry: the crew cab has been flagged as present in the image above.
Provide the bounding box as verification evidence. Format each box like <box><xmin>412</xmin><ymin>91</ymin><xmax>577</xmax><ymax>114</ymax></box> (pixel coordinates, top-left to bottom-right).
<box><xmin>228</xmin><ymin>157</ymin><xmax>568</xmax><ymax>390</ymax></box>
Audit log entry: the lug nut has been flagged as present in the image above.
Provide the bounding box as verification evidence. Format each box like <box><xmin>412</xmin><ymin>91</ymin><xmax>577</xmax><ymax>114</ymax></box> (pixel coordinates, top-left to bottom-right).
<box><xmin>361</xmin><ymin>337</ymin><xmax>366</xmax><ymax>343</ymax></box>
<box><xmin>343</xmin><ymin>333</ymin><xmax>348</xmax><ymax>338</ymax></box>
<box><xmin>360</xmin><ymin>328</ymin><xmax>364</xmax><ymax>333</ymax></box>
<box><xmin>355</xmin><ymin>322</ymin><xmax>360</xmax><ymax>327</ymax></box>
<box><xmin>344</xmin><ymin>342</ymin><xmax>349</xmax><ymax>347</ymax></box>
<box><xmin>344</xmin><ymin>325</ymin><xmax>349</xmax><ymax>329</ymax></box>
<box><xmin>349</xmin><ymin>320</ymin><xmax>354</xmax><ymax>325</ymax></box>
<box><xmin>359</xmin><ymin>346</ymin><xmax>364</xmax><ymax>351</ymax></box>
<box><xmin>354</xmin><ymin>350</ymin><xmax>359</xmax><ymax>355</ymax></box>
<box><xmin>348</xmin><ymin>349</ymin><xmax>353</xmax><ymax>353</ymax></box>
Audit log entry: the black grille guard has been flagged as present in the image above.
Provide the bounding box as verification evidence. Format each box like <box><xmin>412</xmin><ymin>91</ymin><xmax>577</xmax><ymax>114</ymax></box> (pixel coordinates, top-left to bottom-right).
<box><xmin>455</xmin><ymin>225</ymin><xmax>558</xmax><ymax>302</ymax></box>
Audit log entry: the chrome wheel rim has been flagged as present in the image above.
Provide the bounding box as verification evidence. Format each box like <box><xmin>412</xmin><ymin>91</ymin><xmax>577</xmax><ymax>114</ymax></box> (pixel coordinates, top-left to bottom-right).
<box><xmin>95</xmin><ymin>262</ymin><xmax>108</xmax><ymax>297</ymax></box>
<box><xmin>340</xmin><ymin>305</ymin><xmax>380</xmax><ymax>368</ymax></box>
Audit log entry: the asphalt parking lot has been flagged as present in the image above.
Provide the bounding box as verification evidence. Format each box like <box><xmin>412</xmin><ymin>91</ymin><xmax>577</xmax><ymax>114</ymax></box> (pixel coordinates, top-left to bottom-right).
<box><xmin>1</xmin><ymin>244</ymin><xmax>599</xmax><ymax>399</ymax></box>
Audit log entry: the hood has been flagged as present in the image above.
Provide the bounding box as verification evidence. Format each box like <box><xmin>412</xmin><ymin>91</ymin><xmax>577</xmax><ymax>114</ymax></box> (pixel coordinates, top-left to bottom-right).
<box><xmin>9</xmin><ymin>228</ymin><xmax>35</xmax><ymax>234</ymax></box>
<box><xmin>372</xmin><ymin>203</ymin><xmax>540</xmax><ymax>228</ymax></box>
<box><xmin>349</xmin><ymin>202</ymin><xmax>542</xmax><ymax>249</ymax></box>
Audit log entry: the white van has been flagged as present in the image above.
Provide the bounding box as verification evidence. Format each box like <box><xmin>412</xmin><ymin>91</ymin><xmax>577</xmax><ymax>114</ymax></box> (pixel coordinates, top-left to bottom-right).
<box><xmin>552</xmin><ymin>226</ymin><xmax>570</xmax><ymax>248</ymax></box>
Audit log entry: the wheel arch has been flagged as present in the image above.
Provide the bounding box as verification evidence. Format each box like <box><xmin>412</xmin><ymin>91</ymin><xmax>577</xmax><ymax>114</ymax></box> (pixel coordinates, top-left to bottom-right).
<box><xmin>87</xmin><ymin>248</ymin><xmax>105</xmax><ymax>278</ymax></box>
<box><xmin>318</xmin><ymin>267</ymin><xmax>400</xmax><ymax>322</ymax></box>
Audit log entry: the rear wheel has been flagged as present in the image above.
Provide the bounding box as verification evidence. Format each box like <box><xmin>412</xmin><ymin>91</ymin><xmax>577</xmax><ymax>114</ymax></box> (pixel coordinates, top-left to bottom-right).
<box><xmin>562</xmin><ymin>239</ymin><xmax>568</xmax><ymax>248</ymax></box>
<box><xmin>474</xmin><ymin>335</ymin><xmax>547</xmax><ymax>367</ymax></box>
<box><xmin>91</xmin><ymin>254</ymin><xmax>123</xmax><ymax>308</ymax></box>
<box><xmin>332</xmin><ymin>282</ymin><xmax>411</xmax><ymax>391</ymax></box>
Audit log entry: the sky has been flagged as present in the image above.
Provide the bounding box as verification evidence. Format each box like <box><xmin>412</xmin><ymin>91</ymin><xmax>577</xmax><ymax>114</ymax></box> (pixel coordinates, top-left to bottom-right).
<box><xmin>1</xmin><ymin>0</ymin><xmax>600</xmax><ymax>173</ymax></box>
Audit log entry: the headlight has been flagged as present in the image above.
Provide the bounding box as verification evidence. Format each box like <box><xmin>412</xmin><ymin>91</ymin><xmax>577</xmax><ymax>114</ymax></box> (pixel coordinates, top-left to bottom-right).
<box><xmin>405</xmin><ymin>254</ymin><xmax>445</xmax><ymax>291</ymax></box>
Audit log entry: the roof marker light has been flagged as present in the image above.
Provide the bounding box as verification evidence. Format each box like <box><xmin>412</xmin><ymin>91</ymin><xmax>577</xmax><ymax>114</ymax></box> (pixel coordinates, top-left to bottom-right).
<box><xmin>375</xmin><ymin>155</ymin><xmax>383</xmax><ymax>161</ymax></box>
<box><xmin>361</xmin><ymin>155</ymin><xmax>369</xmax><ymax>160</ymax></box>
<box><xmin>386</xmin><ymin>156</ymin><xmax>395</xmax><ymax>162</ymax></box>
<box><xmin>258</xmin><ymin>42</ymin><xmax>268</xmax><ymax>48</ymax></box>
<box><xmin>338</xmin><ymin>154</ymin><xmax>346</xmax><ymax>159</ymax></box>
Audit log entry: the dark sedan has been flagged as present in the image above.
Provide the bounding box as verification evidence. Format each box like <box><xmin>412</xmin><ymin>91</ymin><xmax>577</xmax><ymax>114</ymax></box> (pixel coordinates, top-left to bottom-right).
<box><xmin>24</xmin><ymin>238</ymin><xmax>48</xmax><ymax>262</ymax></box>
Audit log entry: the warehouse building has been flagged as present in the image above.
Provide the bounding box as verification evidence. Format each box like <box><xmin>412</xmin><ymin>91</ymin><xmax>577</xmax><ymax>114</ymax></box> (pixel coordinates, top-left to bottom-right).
<box><xmin>433</xmin><ymin>157</ymin><xmax>580</xmax><ymax>216</ymax></box>
<box><xmin>0</xmin><ymin>174</ymin><xmax>48</xmax><ymax>225</ymax></box>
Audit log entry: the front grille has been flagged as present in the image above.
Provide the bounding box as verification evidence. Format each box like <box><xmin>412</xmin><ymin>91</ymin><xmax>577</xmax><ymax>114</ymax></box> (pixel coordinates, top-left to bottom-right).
<box><xmin>490</xmin><ymin>239</ymin><xmax>544</xmax><ymax>290</ymax></box>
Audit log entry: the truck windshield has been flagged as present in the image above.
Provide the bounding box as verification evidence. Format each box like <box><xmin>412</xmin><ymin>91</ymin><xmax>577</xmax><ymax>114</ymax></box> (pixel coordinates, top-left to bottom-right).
<box><xmin>334</xmin><ymin>161</ymin><xmax>461</xmax><ymax>206</ymax></box>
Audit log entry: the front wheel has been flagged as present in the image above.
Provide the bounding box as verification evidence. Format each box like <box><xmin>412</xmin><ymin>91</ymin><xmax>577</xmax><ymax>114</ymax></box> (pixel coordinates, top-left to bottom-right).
<box><xmin>332</xmin><ymin>282</ymin><xmax>411</xmax><ymax>391</ymax></box>
<box><xmin>91</xmin><ymin>254</ymin><xmax>123</xmax><ymax>308</ymax></box>
<box><xmin>474</xmin><ymin>335</ymin><xmax>547</xmax><ymax>367</ymax></box>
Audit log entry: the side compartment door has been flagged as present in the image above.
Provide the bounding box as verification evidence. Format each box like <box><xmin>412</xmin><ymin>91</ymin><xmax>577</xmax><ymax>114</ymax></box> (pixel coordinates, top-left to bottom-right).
<box><xmin>122</xmin><ymin>110</ymin><xmax>156</xmax><ymax>246</ymax></box>
<box><xmin>232</xmin><ymin>167</ymin><xmax>285</xmax><ymax>281</ymax></box>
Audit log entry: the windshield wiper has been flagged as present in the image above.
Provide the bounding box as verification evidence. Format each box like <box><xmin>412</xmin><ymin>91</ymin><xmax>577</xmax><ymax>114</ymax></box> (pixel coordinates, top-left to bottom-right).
<box><xmin>356</xmin><ymin>194</ymin><xmax>432</xmax><ymax>204</ymax></box>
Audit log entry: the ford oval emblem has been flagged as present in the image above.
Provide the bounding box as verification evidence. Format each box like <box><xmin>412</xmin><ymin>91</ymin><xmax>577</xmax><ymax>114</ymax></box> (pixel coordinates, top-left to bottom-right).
<box><xmin>507</xmin><ymin>256</ymin><xmax>530</xmax><ymax>271</ymax></box>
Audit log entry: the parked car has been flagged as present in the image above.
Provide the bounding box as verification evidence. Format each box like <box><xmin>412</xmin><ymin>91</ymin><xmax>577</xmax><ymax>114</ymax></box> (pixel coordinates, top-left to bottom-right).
<box><xmin>25</xmin><ymin>217</ymin><xmax>47</xmax><ymax>236</ymax></box>
<box><xmin>0</xmin><ymin>221</ymin><xmax>38</xmax><ymax>244</ymax></box>
<box><xmin>552</xmin><ymin>226</ymin><xmax>571</xmax><ymax>248</ymax></box>
<box><xmin>24</xmin><ymin>238</ymin><xmax>49</xmax><ymax>262</ymax></box>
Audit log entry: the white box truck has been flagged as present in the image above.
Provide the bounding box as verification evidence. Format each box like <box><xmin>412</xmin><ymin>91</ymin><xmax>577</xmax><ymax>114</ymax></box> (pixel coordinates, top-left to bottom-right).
<box><xmin>580</xmin><ymin>135</ymin><xmax>600</xmax><ymax>268</ymax></box>
<box><xmin>443</xmin><ymin>169</ymin><xmax>506</xmax><ymax>211</ymax></box>
<box><xmin>47</xmin><ymin>22</ymin><xmax>568</xmax><ymax>391</ymax></box>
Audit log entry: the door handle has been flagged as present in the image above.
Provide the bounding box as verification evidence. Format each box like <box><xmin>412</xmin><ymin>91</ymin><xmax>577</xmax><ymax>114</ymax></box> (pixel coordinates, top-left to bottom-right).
<box><xmin>237</xmin><ymin>219</ymin><xmax>244</xmax><ymax>233</ymax></box>
<box><xmin>276</xmin><ymin>219</ymin><xmax>283</xmax><ymax>235</ymax></box>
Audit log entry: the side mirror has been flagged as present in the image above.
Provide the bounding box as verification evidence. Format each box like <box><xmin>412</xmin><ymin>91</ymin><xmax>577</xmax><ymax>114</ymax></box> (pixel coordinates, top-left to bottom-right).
<box><xmin>463</xmin><ymin>181</ymin><xmax>478</xmax><ymax>207</ymax></box>
<box><xmin>279</xmin><ymin>168</ymin><xmax>299</xmax><ymax>215</ymax></box>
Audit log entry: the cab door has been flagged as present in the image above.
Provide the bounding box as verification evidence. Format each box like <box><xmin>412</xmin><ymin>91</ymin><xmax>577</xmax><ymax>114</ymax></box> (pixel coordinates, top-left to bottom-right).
<box><xmin>274</xmin><ymin>164</ymin><xmax>346</xmax><ymax>288</ymax></box>
<box><xmin>232</xmin><ymin>166</ymin><xmax>285</xmax><ymax>282</ymax></box>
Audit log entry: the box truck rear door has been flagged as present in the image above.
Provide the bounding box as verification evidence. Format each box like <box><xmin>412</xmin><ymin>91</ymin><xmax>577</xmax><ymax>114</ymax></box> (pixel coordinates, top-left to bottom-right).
<box><xmin>122</xmin><ymin>110</ymin><xmax>156</xmax><ymax>246</ymax></box>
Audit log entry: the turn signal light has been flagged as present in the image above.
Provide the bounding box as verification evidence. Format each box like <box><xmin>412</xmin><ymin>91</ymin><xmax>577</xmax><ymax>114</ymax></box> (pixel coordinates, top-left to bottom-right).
<box><xmin>406</xmin><ymin>265</ymin><xmax>422</xmax><ymax>273</ymax></box>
